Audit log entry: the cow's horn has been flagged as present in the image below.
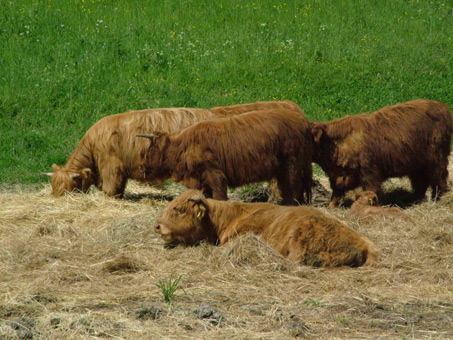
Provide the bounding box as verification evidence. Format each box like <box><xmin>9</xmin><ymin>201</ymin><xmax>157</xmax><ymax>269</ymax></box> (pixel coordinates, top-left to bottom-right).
<box><xmin>189</xmin><ymin>195</ymin><xmax>202</xmax><ymax>203</ymax></box>
<box><xmin>41</xmin><ymin>172</ymin><xmax>53</xmax><ymax>177</ymax></box>
<box><xmin>136</xmin><ymin>134</ymin><xmax>155</xmax><ymax>140</ymax></box>
<box><xmin>70</xmin><ymin>173</ymin><xmax>81</xmax><ymax>179</ymax></box>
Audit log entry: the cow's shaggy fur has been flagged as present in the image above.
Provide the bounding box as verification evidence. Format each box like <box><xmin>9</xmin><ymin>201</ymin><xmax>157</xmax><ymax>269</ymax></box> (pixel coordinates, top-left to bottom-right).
<box><xmin>155</xmin><ymin>190</ymin><xmax>380</xmax><ymax>267</ymax></box>
<box><xmin>210</xmin><ymin>100</ymin><xmax>303</xmax><ymax>116</ymax></box>
<box><xmin>140</xmin><ymin>109</ymin><xmax>313</xmax><ymax>205</ymax></box>
<box><xmin>46</xmin><ymin>101</ymin><xmax>302</xmax><ymax>197</ymax></box>
<box><xmin>310</xmin><ymin>99</ymin><xmax>452</xmax><ymax>207</ymax></box>
<box><xmin>350</xmin><ymin>191</ymin><xmax>415</xmax><ymax>224</ymax></box>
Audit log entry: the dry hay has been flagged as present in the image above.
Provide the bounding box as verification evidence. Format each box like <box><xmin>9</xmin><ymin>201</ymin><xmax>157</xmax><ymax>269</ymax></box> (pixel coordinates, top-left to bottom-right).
<box><xmin>1</xmin><ymin>168</ymin><xmax>453</xmax><ymax>340</ymax></box>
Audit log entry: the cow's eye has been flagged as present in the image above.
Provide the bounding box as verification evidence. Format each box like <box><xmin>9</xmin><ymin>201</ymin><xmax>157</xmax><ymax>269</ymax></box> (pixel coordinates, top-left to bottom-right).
<box><xmin>173</xmin><ymin>207</ymin><xmax>184</xmax><ymax>215</ymax></box>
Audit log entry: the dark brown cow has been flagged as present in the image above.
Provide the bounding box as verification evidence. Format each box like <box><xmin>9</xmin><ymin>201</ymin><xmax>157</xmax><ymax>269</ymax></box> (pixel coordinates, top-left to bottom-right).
<box><xmin>44</xmin><ymin>101</ymin><xmax>302</xmax><ymax>197</ymax></box>
<box><xmin>138</xmin><ymin>109</ymin><xmax>313</xmax><ymax>205</ymax></box>
<box><xmin>310</xmin><ymin>99</ymin><xmax>452</xmax><ymax>208</ymax></box>
<box><xmin>155</xmin><ymin>190</ymin><xmax>380</xmax><ymax>267</ymax></box>
<box><xmin>350</xmin><ymin>191</ymin><xmax>415</xmax><ymax>224</ymax></box>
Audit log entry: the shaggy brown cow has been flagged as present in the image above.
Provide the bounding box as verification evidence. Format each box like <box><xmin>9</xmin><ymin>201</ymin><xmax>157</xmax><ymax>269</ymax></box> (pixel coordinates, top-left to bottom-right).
<box><xmin>310</xmin><ymin>99</ymin><xmax>452</xmax><ymax>208</ymax></box>
<box><xmin>138</xmin><ymin>109</ymin><xmax>313</xmax><ymax>205</ymax></box>
<box><xmin>211</xmin><ymin>100</ymin><xmax>305</xmax><ymax>204</ymax></box>
<box><xmin>350</xmin><ymin>191</ymin><xmax>415</xmax><ymax>224</ymax></box>
<box><xmin>44</xmin><ymin>101</ymin><xmax>302</xmax><ymax>197</ymax></box>
<box><xmin>155</xmin><ymin>190</ymin><xmax>380</xmax><ymax>267</ymax></box>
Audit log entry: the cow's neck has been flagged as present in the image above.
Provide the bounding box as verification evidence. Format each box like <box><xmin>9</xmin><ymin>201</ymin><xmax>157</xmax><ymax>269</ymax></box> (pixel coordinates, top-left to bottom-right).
<box><xmin>64</xmin><ymin>137</ymin><xmax>94</xmax><ymax>171</ymax></box>
<box><xmin>205</xmin><ymin>199</ymin><xmax>242</xmax><ymax>237</ymax></box>
<box><xmin>161</xmin><ymin>142</ymin><xmax>181</xmax><ymax>178</ymax></box>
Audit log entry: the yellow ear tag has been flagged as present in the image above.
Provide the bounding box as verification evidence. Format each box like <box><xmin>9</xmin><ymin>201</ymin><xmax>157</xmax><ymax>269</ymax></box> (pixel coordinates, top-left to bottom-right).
<box><xmin>197</xmin><ymin>211</ymin><xmax>201</xmax><ymax>218</ymax></box>
<box><xmin>83</xmin><ymin>172</ymin><xmax>88</xmax><ymax>179</ymax></box>
<box><xmin>369</xmin><ymin>198</ymin><xmax>374</xmax><ymax>206</ymax></box>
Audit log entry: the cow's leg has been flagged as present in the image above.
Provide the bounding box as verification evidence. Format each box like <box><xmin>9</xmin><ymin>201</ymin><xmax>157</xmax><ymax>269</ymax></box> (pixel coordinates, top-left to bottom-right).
<box><xmin>409</xmin><ymin>172</ymin><xmax>429</xmax><ymax>201</ymax></box>
<box><xmin>428</xmin><ymin>164</ymin><xmax>449</xmax><ymax>201</ymax></box>
<box><xmin>203</xmin><ymin>170</ymin><xmax>228</xmax><ymax>200</ymax></box>
<box><xmin>276</xmin><ymin>162</ymin><xmax>302</xmax><ymax>205</ymax></box>
<box><xmin>102</xmin><ymin>173</ymin><xmax>127</xmax><ymax>198</ymax></box>
<box><xmin>99</xmin><ymin>165</ymin><xmax>127</xmax><ymax>198</ymax></box>
<box><xmin>300</xmin><ymin>162</ymin><xmax>313</xmax><ymax>204</ymax></box>
<box><xmin>328</xmin><ymin>176</ymin><xmax>344</xmax><ymax>208</ymax></box>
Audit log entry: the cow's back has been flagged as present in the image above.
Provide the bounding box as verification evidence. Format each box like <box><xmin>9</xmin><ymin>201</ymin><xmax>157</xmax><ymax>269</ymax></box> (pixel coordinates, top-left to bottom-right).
<box><xmin>210</xmin><ymin>100</ymin><xmax>303</xmax><ymax>116</ymax></box>
<box><xmin>86</xmin><ymin>108</ymin><xmax>218</xmax><ymax>180</ymax></box>
<box><xmin>172</xmin><ymin>109</ymin><xmax>313</xmax><ymax>186</ymax></box>
<box><xmin>323</xmin><ymin>99</ymin><xmax>452</xmax><ymax>176</ymax></box>
<box><xmin>216</xmin><ymin>201</ymin><xmax>378</xmax><ymax>267</ymax></box>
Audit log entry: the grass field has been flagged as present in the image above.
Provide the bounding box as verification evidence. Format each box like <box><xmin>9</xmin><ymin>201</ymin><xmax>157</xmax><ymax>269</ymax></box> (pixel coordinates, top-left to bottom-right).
<box><xmin>1</xmin><ymin>0</ymin><xmax>452</xmax><ymax>183</ymax></box>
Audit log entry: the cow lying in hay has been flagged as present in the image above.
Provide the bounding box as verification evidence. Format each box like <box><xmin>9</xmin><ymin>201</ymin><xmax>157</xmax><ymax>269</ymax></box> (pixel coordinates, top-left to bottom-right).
<box><xmin>44</xmin><ymin>101</ymin><xmax>301</xmax><ymax>197</ymax></box>
<box><xmin>138</xmin><ymin>108</ymin><xmax>313</xmax><ymax>205</ymax></box>
<box><xmin>310</xmin><ymin>99</ymin><xmax>452</xmax><ymax>208</ymax></box>
<box><xmin>350</xmin><ymin>191</ymin><xmax>415</xmax><ymax>224</ymax></box>
<box><xmin>155</xmin><ymin>190</ymin><xmax>380</xmax><ymax>267</ymax></box>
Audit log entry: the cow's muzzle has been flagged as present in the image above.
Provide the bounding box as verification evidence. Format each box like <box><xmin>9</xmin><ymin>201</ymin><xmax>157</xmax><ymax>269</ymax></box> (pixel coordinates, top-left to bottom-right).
<box><xmin>155</xmin><ymin>223</ymin><xmax>163</xmax><ymax>233</ymax></box>
<box><xmin>155</xmin><ymin>223</ymin><xmax>172</xmax><ymax>240</ymax></box>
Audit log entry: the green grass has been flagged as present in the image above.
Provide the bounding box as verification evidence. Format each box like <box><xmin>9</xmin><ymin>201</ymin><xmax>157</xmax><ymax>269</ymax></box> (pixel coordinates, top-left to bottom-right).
<box><xmin>155</xmin><ymin>273</ymin><xmax>184</xmax><ymax>305</ymax></box>
<box><xmin>1</xmin><ymin>0</ymin><xmax>452</xmax><ymax>183</ymax></box>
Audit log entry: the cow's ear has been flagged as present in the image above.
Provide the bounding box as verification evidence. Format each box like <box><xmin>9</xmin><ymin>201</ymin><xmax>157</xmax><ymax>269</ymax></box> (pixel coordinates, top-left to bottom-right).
<box><xmin>311</xmin><ymin>124</ymin><xmax>325</xmax><ymax>144</ymax></box>
<box><xmin>81</xmin><ymin>168</ymin><xmax>92</xmax><ymax>179</ymax></box>
<box><xmin>190</xmin><ymin>195</ymin><xmax>206</xmax><ymax>220</ymax></box>
<box><xmin>194</xmin><ymin>204</ymin><xmax>206</xmax><ymax>220</ymax></box>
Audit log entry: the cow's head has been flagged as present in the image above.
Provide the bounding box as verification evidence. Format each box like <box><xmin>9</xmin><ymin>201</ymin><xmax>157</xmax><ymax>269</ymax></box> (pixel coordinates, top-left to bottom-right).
<box><xmin>155</xmin><ymin>190</ymin><xmax>218</xmax><ymax>246</ymax></box>
<box><xmin>334</xmin><ymin>174</ymin><xmax>359</xmax><ymax>192</ymax></box>
<box><xmin>310</xmin><ymin>122</ymin><xmax>332</xmax><ymax>164</ymax></box>
<box><xmin>354</xmin><ymin>191</ymin><xmax>379</xmax><ymax>206</ymax></box>
<box><xmin>137</xmin><ymin>132</ymin><xmax>171</xmax><ymax>177</ymax></box>
<box><xmin>43</xmin><ymin>164</ymin><xmax>93</xmax><ymax>197</ymax></box>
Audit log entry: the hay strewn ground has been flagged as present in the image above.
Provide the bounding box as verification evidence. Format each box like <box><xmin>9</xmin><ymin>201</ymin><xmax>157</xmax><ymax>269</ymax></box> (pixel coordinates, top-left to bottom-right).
<box><xmin>1</xmin><ymin>167</ymin><xmax>452</xmax><ymax>339</ymax></box>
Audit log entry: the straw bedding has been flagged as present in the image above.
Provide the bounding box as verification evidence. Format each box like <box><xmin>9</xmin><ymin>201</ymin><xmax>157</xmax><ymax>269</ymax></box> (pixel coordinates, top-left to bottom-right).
<box><xmin>0</xmin><ymin>162</ymin><xmax>452</xmax><ymax>339</ymax></box>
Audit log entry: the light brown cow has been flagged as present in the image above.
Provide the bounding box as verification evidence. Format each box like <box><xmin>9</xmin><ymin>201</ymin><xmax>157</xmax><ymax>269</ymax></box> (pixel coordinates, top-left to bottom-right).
<box><xmin>44</xmin><ymin>101</ymin><xmax>302</xmax><ymax>197</ymax></box>
<box><xmin>350</xmin><ymin>191</ymin><xmax>415</xmax><ymax>224</ymax></box>
<box><xmin>155</xmin><ymin>190</ymin><xmax>380</xmax><ymax>267</ymax></box>
<box><xmin>138</xmin><ymin>108</ymin><xmax>313</xmax><ymax>205</ymax></box>
<box><xmin>310</xmin><ymin>99</ymin><xmax>452</xmax><ymax>208</ymax></box>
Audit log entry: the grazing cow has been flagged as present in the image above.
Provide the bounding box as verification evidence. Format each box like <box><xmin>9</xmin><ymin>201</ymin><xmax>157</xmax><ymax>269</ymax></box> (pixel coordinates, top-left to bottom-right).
<box><xmin>350</xmin><ymin>191</ymin><xmax>415</xmax><ymax>224</ymax></box>
<box><xmin>44</xmin><ymin>101</ymin><xmax>302</xmax><ymax>197</ymax></box>
<box><xmin>310</xmin><ymin>99</ymin><xmax>452</xmax><ymax>208</ymax></box>
<box><xmin>155</xmin><ymin>190</ymin><xmax>380</xmax><ymax>267</ymax></box>
<box><xmin>138</xmin><ymin>109</ymin><xmax>313</xmax><ymax>205</ymax></box>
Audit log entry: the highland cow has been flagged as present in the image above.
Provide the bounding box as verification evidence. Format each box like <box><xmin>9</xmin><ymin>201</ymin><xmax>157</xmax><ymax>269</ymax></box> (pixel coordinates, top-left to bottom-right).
<box><xmin>44</xmin><ymin>101</ymin><xmax>302</xmax><ymax>197</ymax></box>
<box><xmin>155</xmin><ymin>190</ymin><xmax>380</xmax><ymax>267</ymax></box>
<box><xmin>138</xmin><ymin>109</ymin><xmax>313</xmax><ymax>205</ymax></box>
<box><xmin>350</xmin><ymin>191</ymin><xmax>415</xmax><ymax>224</ymax></box>
<box><xmin>310</xmin><ymin>99</ymin><xmax>452</xmax><ymax>208</ymax></box>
